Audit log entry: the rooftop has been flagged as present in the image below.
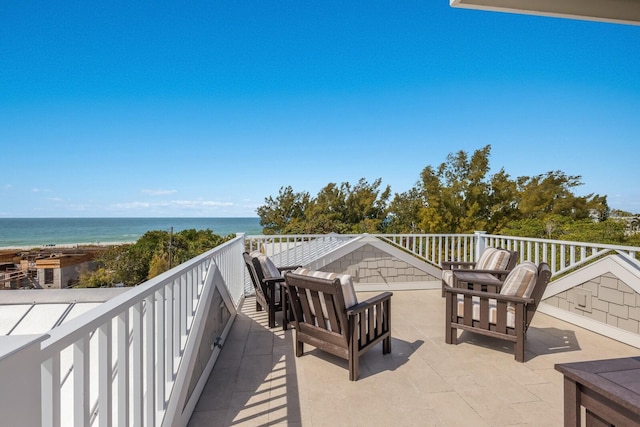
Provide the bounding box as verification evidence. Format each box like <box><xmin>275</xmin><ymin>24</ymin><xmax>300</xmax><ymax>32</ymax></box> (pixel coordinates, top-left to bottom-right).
<box><xmin>189</xmin><ymin>290</ymin><xmax>638</xmax><ymax>426</ymax></box>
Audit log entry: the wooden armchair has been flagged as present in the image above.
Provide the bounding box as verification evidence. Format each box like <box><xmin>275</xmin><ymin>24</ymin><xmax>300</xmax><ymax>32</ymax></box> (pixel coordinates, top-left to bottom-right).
<box><xmin>444</xmin><ymin>261</ymin><xmax>551</xmax><ymax>362</ymax></box>
<box><xmin>243</xmin><ymin>251</ymin><xmax>300</xmax><ymax>329</ymax></box>
<box><xmin>441</xmin><ymin>247</ymin><xmax>518</xmax><ymax>296</ymax></box>
<box><xmin>283</xmin><ymin>269</ymin><xmax>392</xmax><ymax>381</ymax></box>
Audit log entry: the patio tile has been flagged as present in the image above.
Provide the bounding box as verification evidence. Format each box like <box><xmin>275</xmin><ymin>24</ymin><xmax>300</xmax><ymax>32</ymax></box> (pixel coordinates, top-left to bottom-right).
<box><xmin>188</xmin><ymin>291</ymin><xmax>639</xmax><ymax>426</ymax></box>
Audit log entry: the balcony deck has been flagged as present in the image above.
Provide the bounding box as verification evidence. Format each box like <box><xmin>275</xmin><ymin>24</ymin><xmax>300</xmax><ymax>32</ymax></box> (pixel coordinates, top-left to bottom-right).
<box><xmin>188</xmin><ymin>289</ymin><xmax>639</xmax><ymax>426</ymax></box>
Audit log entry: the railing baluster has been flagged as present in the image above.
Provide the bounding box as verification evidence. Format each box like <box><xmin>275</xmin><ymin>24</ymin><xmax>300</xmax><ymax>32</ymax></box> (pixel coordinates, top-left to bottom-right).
<box><xmin>181</xmin><ymin>275</ymin><xmax>187</xmax><ymax>339</ymax></box>
<box><xmin>145</xmin><ymin>294</ymin><xmax>156</xmax><ymax>426</ymax></box>
<box><xmin>132</xmin><ymin>301</ymin><xmax>143</xmax><ymax>427</ymax></box>
<box><xmin>187</xmin><ymin>270</ymin><xmax>194</xmax><ymax>320</ymax></box>
<box><xmin>73</xmin><ymin>335</ymin><xmax>90</xmax><ymax>427</ymax></box>
<box><xmin>174</xmin><ymin>278</ymin><xmax>182</xmax><ymax>362</ymax></box>
<box><xmin>42</xmin><ymin>353</ymin><xmax>61</xmax><ymax>427</ymax></box>
<box><xmin>117</xmin><ymin>310</ymin><xmax>129</xmax><ymax>427</ymax></box>
<box><xmin>156</xmin><ymin>287</ymin><xmax>166</xmax><ymax>413</ymax></box>
<box><xmin>98</xmin><ymin>322</ymin><xmax>112</xmax><ymax>426</ymax></box>
<box><xmin>166</xmin><ymin>280</ymin><xmax>175</xmax><ymax>383</ymax></box>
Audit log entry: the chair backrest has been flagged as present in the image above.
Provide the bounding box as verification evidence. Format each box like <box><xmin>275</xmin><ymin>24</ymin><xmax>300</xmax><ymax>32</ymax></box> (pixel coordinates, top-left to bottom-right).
<box><xmin>527</xmin><ymin>262</ymin><xmax>551</xmax><ymax>326</ymax></box>
<box><xmin>284</xmin><ymin>271</ymin><xmax>350</xmax><ymax>342</ymax></box>
<box><xmin>500</xmin><ymin>261</ymin><xmax>551</xmax><ymax>328</ymax></box>
<box><xmin>476</xmin><ymin>247</ymin><xmax>517</xmax><ymax>270</ymax></box>
<box><xmin>243</xmin><ymin>251</ymin><xmax>264</xmax><ymax>295</ymax></box>
<box><xmin>243</xmin><ymin>251</ymin><xmax>277</xmax><ymax>296</ymax></box>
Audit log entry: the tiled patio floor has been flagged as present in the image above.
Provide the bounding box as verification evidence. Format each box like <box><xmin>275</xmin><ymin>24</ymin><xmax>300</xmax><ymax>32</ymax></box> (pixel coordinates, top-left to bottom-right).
<box><xmin>188</xmin><ymin>290</ymin><xmax>639</xmax><ymax>426</ymax></box>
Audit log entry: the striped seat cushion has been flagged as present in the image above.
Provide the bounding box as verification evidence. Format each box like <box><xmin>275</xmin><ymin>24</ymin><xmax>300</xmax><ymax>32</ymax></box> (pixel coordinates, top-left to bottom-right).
<box><xmin>455</xmin><ymin>262</ymin><xmax>537</xmax><ymax>329</ymax></box>
<box><xmin>456</xmin><ymin>295</ymin><xmax>516</xmax><ymax>328</ymax></box>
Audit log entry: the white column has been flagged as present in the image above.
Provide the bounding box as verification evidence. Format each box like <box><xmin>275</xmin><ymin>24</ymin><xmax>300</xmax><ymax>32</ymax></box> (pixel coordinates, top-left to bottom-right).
<box><xmin>474</xmin><ymin>231</ymin><xmax>487</xmax><ymax>261</ymax></box>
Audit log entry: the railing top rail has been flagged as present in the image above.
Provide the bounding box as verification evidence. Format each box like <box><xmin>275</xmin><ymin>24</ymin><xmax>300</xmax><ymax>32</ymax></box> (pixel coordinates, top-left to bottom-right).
<box><xmin>483</xmin><ymin>234</ymin><xmax>640</xmax><ymax>252</ymax></box>
<box><xmin>246</xmin><ymin>233</ymin><xmax>354</xmax><ymax>239</ymax></box>
<box><xmin>39</xmin><ymin>235</ymin><xmax>243</xmax><ymax>356</ymax></box>
<box><xmin>247</xmin><ymin>232</ymin><xmax>639</xmax><ymax>252</ymax></box>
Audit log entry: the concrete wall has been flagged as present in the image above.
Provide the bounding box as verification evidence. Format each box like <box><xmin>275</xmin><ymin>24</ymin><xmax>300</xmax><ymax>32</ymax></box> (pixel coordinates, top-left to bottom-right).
<box><xmin>37</xmin><ymin>261</ymin><xmax>97</xmax><ymax>289</ymax></box>
<box><xmin>37</xmin><ymin>267</ymin><xmax>59</xmax><ymax>289</ymax></box>
<box><xmin>543</xmin><ymin>272</ymin><xmax>640</xmax><ymax>335</ymax></box>
<box><xmin>319</xmin><ymin>243</ymin><xmax>437</xmax><ymax>283</ymax></box>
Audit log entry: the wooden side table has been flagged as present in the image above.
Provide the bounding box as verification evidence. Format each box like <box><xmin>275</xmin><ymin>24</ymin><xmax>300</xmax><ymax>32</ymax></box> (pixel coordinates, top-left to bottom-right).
<box><xmin>555</xmin><ymin>357</ymin><xmax>640</xmax><ymax>426</ymax></box>
<box><xmin>453</xmin><ymin>270</ymin><xmax>505</xmax><ymax>293</ymax></box>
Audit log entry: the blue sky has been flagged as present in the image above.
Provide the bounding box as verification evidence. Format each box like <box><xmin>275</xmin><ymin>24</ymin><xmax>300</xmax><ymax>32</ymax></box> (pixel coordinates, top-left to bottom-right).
<box><xmin>1</xmin><ymin>1</ymin><xmax>639</xmax><ymax>218</ymax></box>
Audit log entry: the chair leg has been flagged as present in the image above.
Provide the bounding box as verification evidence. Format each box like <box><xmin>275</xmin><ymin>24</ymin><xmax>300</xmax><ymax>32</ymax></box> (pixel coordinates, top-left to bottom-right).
<box><xmin>349</xmin><ymin>352</ymin><xmax>358</xmax><ymax>381</ymax></box>
<box><xmin>383</xmin><ymin>336</ymin><xmax>391</xmax><ymax>355</ymax></box>
<box><xmin>268</xmin><ymin>307</ymin><xmax>275</xmax><ymax>329</ymax></box>
<box><xmin>515</xmin><ymin>336</ymin><xmax>525</xmax><ymax>362</ymax></box>
<box><xmin>445</xmin><ymin>293</ymin><xmax>457</xmax><ymax>344</ymax></box>
<box><xmin>256</xmin><ymin>301</ymin><xmax>262</xmax><ymax>311</ymax></box>
<box><xmin>296</xmin><ymin>339</ymin><xmax>304</xmax><ymax>357</ymax></box>
<box><xmin>281</xmin><ymin>287</ymin><xmax>288</xmax><ymax>331</ymax></box>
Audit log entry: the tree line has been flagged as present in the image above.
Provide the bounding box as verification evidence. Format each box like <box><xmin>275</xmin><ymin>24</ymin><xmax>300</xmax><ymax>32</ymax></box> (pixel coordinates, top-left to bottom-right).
<box><xmin>79</xmin><ymin>145</ymin><xmax>638</xmax><ymax>288</ymax></box>
<box><xmin>78</xmin><ymin>229</ymin><xmax>232</xmax><ymax>288</ymax></box>
<box><xmin>257</xmin><ymin>145</ymin><xmax>640</xmax><ymax>246</ymax></box>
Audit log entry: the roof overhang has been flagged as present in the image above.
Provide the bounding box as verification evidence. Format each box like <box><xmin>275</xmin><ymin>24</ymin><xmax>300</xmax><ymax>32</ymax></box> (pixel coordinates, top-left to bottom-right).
<box><xmin>450</xmin><ymin>0</ymin><xmax>640</xmax><ymax>26</ymax></box>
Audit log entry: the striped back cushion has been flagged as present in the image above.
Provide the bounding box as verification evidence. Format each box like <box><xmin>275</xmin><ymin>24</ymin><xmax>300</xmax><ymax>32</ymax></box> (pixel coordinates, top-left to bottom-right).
<box><xmin>293</xmin><ymin>268</ymin><xmax>358</xmax><ymax>308</ymax></box>
<box><xmin>442</xmin><ymin>270</ymin><xmax>454</xmax><ymax>286</ymax></box>
<box><xmin>475</xmin><ymin>247</ymin><xmax>498</xmax><ymax>269</ymax></box>
<box><xmin>250</xmin><ymin>251</ymin><xmax>282</xmax><ymax>279</ymax></box>
<box><xmin>500</xmin><ymin>261</ymin><xmax>538</xmax><ymax>298</ymax></box>
<box><xmin>476</xmin><ymin>247</ymin><xmax>511</xmax><ymax>270</ymax></box>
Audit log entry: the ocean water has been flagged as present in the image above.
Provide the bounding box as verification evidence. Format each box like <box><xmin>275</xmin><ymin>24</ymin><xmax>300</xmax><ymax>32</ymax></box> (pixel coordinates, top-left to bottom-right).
<box><xmin>0</xmin><ymin>217</ymin><xmax>263</xmax><ymax>248</ymax></box>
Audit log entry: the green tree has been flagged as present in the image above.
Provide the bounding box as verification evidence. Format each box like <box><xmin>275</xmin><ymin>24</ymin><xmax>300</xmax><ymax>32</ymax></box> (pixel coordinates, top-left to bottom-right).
<box><xmin>386</xmin><ymin>187</ymin><xmax>424</xmax><ymax>233</ymax></box>
<box><xmin>257</xmin><ymin>179</ymin><xmax>391</xmax><ymax>234</ymax></box>
<box><xmin>414</xmin><ymin>145</ymin><xmax>494</xmax><ymax>233</ymax></box>
<box><xmin>148</xmin><ymin>251</ymin><xmax>169</xmax><ymax>279</ymax></box>
<box><xmin>516</xmin><ymin>171</ymin><xmax>596</xmax><ymax>220</ymax></box>
<box><xmin>77</xmin><ymin>266</ymin><xmax>114</xmax><ymax>288</ymax></box>
<box><xmin>343</xmin><ymin>178</ymin><xmax>391</xmax><ymax>233</ymax></box>
<box><xmin>257</xmin><ymin>186</ymin><xmax>310</xmax><ymax>234</ymax></box>
<box><xmin>77</xmin><ymin>228</ymin><xmax>230</xmax><ymax>287</ymax></box>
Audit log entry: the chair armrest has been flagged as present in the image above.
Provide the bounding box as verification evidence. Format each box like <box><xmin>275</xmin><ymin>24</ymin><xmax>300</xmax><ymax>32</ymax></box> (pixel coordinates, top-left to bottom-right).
<box><xmin>264</xmin><ymin>265</ymin><xmax>301</xmax><ymax>284</ymax></box>
<box><xmin>443</xmin><ymin>285</ymin><xmax>534</xmax><ymax>305</ymax></box>
<box><xmin>262</xmin><ymin>276</ymin><xmax>285</xmax><ymax>285</ymax></box>
<box><xmin>463</xmin><ymin>269</ymin><xmax>510</xmax><ymax>276</ymax></box>
<box><xmin>346</xmin><ymin>292</ymin><xmax>393</xmax><ymax>316</ymax></box>
<box><xmin>277</xmin><ymin>265</ymin><xmax>302</xmax><ymax>273</ymax></box>
<box><xmin>453</xmin><ymin>270</ymin><xmax>509</xmax><ymax>286</ymax></box>
<box><xmin>442</xmin><ymin>261</ymin><xmax>476</xmax><ymax>270</ymax></box>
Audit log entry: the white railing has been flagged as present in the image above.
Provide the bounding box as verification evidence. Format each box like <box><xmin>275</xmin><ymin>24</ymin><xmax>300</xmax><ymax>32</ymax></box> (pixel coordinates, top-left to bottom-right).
<box><xmin>482</xmin><ymin>234</ymin><xmax>640</xmax><ymax>276</ymax></box>
<box><xmin>35</xmin><ymin>235</ymin><xmax>245</xmax><ymax>427</ymax></box>
<box><xmin>375</xmin><ymin>233</ymin><xmax>479</xmax><ymax>267</ymax></box>
<box><xmin>248</xmin><ymin>232</ymin><xmax>640</xmax><ymax>279</ymax></box>
<box><xmin>246</xmin><ymin>234</ymin><xmax>354</xmax><ymax>264</ymax></box>
<box><xmin>2</xmin><ymin>231</ymin><xmax>639</xmax><ymax>426</ymax></box>
<box><xmin>377</xmin><ymin>232</ymin><xmax>640</xmax><ymax>277</ymax></box>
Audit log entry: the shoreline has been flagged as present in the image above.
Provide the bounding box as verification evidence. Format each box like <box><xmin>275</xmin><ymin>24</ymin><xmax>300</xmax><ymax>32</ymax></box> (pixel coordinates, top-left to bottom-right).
<box><xmin>0</xmin><ymin>241</ymin><xmax>136</xmax><ymax>251</ymax></box>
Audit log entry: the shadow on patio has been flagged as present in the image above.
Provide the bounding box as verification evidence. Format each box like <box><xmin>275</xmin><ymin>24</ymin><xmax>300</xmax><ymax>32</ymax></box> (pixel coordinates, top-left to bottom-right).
<box><xmin>189</xmin><ymin>290</ymin><xmax>638</xmax><ymax>427</ymax></box>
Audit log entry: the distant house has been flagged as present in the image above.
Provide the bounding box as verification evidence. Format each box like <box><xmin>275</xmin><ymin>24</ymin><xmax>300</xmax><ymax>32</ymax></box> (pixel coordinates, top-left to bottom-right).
<box><xmin>32</xmin><ymin>252</ymin><xmax>98</xmax><ymax>289</ymax></box>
